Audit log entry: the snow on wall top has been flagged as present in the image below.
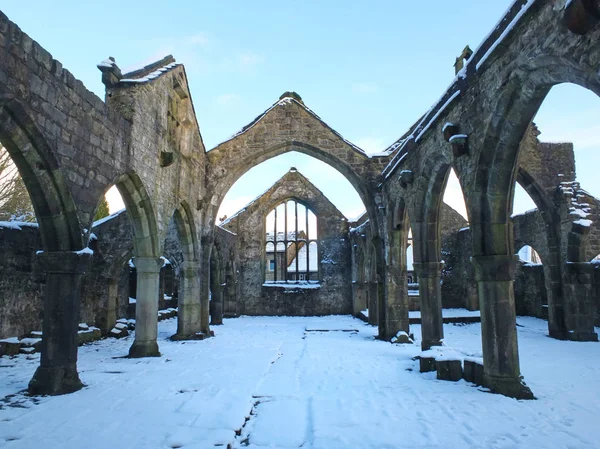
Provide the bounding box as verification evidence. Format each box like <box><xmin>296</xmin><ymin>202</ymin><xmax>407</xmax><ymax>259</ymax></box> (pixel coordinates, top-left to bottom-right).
<box><xmin>381</xmin><ymin>0</ymin><xmax>537</xmax><ymax>180</ymax></box>
<box><xmin>0</xmin><ymin>221</ymin><xmax>39</xmax><ymax>231</ymax></box>
<box><xmin>120</xmin><ymin>62</ymin><xmax>180</xmax><ymax>84</ymax></box>
<box><xmin>560</xmin><ymin>181</ymin><xmax>595</xmax><ymax>228</ymax></box>
<box><xmin>92</xmin><ymin>208</ymin><xmax>127</xmax><ymax>228</ymax></box>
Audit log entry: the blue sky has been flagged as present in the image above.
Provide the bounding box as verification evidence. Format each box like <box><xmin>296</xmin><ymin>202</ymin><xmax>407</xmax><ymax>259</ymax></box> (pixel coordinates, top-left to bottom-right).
<box><xmin>4</xmin><ymin>1</ymin><xmax>599</xmax><ymax>221</ymax></box>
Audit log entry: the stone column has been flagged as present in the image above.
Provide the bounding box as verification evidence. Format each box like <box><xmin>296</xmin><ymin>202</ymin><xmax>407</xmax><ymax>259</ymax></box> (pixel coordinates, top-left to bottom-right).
<box><xmin>199</xmin><ymin>238</ymin><xmax>212</xmax><ymax>335</ymax></box>
<box><xmin>175</xmin><ymin>261</ymin><xmax>202</xmax><ymax>338</ymax></box>
<box><xmin>563</xmin><ymin>262</ymin><xmax>598</xmax><ymax>341</ymax></box>
<box><xmin>223</xmin><ymin>266</ymin><xmax>237</xmax><ymax>318</ymax></box>
<box><xmin>129</xmin><ymin>257</ymin><xmax>161</xmax><ymax>358</ymax></box>
<box><xmin>29</xmin><ymin>251</ymin><xmax>91</xmax><ymax>396</ymax></box>
<box><xmin>472</xmin><ymin>255</ymin><xmax>534</xmax><ymax>399</ymax></box>
<box><xmin>104</xmin><ymin>279</ymin><xmax>118</xmax><ymax>335</ymax></box>
<box><xmin>383</xmin><ymin>265</ymin><xmax>409</xmax><ymax>340</ymax></box>
<box><xmin>413</xmin><ymin>262</ymin><xmax>444</xmax><ymax>350</ymax></box>
<box><xmin>367</xmin><ymin>281</ymin><xmax>379</xmax><ymax>326</ymax></box>
<box><xmin>546</xmin><ymin>249</ymin><xmax>568</xmax><ymax>340</ymax></box>
<box><xmin>210</xmin><ymin>284</ymin><xmax>224</xmax><ymax>325</ymax></box>
<box><xmin>352</xmin><ymin>282</ymin><xmax>368</xmax><ymax>316</ymax></box>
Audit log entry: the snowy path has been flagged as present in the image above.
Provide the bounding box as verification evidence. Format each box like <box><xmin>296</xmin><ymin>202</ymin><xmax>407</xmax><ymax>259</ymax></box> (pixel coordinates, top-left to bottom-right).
<box><xmin>1</xmin><ymin>316</ymin><xmax>599</xmax><ymax>448</ymax></box>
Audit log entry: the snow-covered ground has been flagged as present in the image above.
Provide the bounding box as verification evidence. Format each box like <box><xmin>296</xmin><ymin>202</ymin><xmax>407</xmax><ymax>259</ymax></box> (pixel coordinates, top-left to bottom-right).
<box><xmin>1</xmin><ymin>316</ymin><xmax>599</xmax><ymax>448</ymax></box>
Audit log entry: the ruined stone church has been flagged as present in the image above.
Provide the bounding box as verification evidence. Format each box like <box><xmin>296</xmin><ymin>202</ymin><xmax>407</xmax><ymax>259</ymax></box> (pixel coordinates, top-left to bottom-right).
<box><xmin>0</xmin><ymin>0</ymin><xmax>599</xmax><ymax>403</ymax></box>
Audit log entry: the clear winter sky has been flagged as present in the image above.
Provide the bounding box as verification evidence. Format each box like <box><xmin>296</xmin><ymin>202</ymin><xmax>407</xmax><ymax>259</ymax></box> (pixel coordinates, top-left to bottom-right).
<box><xmin>4</xmin><ymin>1</ymin><xmax>599</xmax><ymax>221</ymax></box>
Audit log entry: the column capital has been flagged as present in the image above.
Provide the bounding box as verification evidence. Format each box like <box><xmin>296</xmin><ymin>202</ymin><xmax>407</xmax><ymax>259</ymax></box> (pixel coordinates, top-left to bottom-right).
<box><xmin>471</xmin><ymin>255</ymin><xmax>518</xmax><ymax>282</ymax></box>
<box><xmin>37</xmin><ymin>250</ymin><xmax>92</xmax><ymax>274</ymax></box>
<box><xmin>413</xmin><ymin>261</ymin><xmax>444</xmax><ymax>277</ymax></box>
<box><xmin>133</xmin><ymin>256</ymin><xmax>162</xmax><ymax>274</ymax></box>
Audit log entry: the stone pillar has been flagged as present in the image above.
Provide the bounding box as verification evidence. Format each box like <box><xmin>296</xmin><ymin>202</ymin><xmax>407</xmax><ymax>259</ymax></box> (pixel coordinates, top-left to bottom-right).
<box><xmin>104</xmin><ymin>279</ymin><xmax>118</xmax><ymax>335</ymax></box>
<box><xmin>414</xmin><ymin>262</ymin><xmax>444</xmax><ymax>350</ymax></box>
<box><xmin>210</xmin><ymin>285</ymin><xmax>224</xmax><ymax>325</ymax></box>
<box><xmin>546</xmin><ymin>249</ymin><xmax>568</xmax><ymax>339</ymax></box>
<box><xmin>464</xmin><ymin>265</ymin><xmax>479</xmax><ymax>311</ymax></box>
<box><xmin>563</xmin><ymin>262</ymin><xmax>598</xmax><ymax>341</ymax></box>
<box><xmin>199</xmin><ymin>238</ymin><xmax>212</xmax><ymax>335</ymax></box>
<box><xmin>176</xmin><ymin>261</ymin><xmax>202</xmax><ymax>338</ymax></box>
<box><xmin>352</xmin><ymin>282</ymin><xmax>368</xmax><ymax>316</ymax></box>
<box><xmin>129</xmin><ymin>257</ymin><xmax>161</xmax><ymax>358</ymax></box>
<box><xmin>383</xmin><ymin>265</ymin><xmax>409</xmax><ymax>340</ymax></box>
<box><xmin>223</xmin><ymin>265</ymin><xmax>237</xmax><ymax>318</ymax></box>
<box><xmin>367</xmin><ymin>281</ymin><xmax>379</xmax><ymax>326</ymax></box>
<box><xmin>472</xmin><ymin>255</ymin><xmax>534</xmax><ymax>399</ymax></box>
<box><xmin>29</xmin><ymin>251</ymin><xmax>91</xmax><ymax>396</ymax></box>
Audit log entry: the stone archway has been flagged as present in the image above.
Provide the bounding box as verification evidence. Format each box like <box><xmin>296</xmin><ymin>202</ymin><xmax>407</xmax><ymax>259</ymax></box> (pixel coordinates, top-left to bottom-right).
<box><xmin>465</xmin><ymin>58</ymin><xmax>600</xmax><ymax>399</ymax></box>
<box><xmin>107</xmin><ymin>171</ymin><xmax>162</xmax><ymax>358</ymax></box>
<box><xmin>0</xmin><ymin>96</ymin><xmax>90</xmax><ymax>395</ymax></box>
<box><xmin>170</xmin><ymin>202</ymin><xmax>203</xmax><ymax>339</ymax></box>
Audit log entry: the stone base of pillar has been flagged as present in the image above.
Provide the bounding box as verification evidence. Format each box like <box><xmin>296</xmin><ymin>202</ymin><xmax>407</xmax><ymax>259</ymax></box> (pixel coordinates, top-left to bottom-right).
<box><xmin>28</xmin><ymin>364</ymin><xmax>83</xmax><ymax>396</ymax></box>
<box><xmin>421</xmin><ymin>338</ymin><xmax>443</xmax><ymax>351</ymax></box>
<box><xmin>567</xmin><ymin>330</ymin><xmax>598</xmax><ymax>342</ymax></box>
<box><xmin>414</xmin><ymin>262</ymin><xmax>444</xmax><ymax>351</ymax></box>
<box><xmin>170</xmin><ymin>332</ymin><xmax>209</xmax><ymax>341</ymax></box>
<box><xmin>177</xmin><ymin>303</ymin><xmax>202</xmax><ymax>336</ymax></box>
<box><xmin>548</xmin><ymin>328</ymin><xmax>568</xmax><ymax>340</ymax></box>
<box><xmin>483</xmin><ymin>373</ymin><xmax>535</xmax><ymax>400</ymax></box>
<box><xmin>128</xmin><ymin>340</ymin><xmax>160</xmax><ymax>358</ymax></box>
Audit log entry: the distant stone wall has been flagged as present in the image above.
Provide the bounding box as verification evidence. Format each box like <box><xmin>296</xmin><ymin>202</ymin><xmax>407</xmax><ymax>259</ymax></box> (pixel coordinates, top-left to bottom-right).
<box><xmin>514</xmin><ymin>262</ymin><xmax>547</xmax><ymax>318</ymax></box>
<box><xmin>222</xmin><ymin>170</ymin><xmax>352</xmax><ymax>316</ymax></box>
<box><xmin>441</xmin><ymin>228</ymin><xmax>477</xmax><ymax>310</ymax></box>
<box><xmin>0</xmin><ymin>224</ymin><xmax>44</xmax><ymax>339</ymax></box>
<box><xmin>440</xmin><ymin>203</ymin><xmax>468</xmax><ymax>242</ymax></box>
<box><xmin>0</xmin><ymin>209</ymin><xmax>188</xmax><ymax>339</ymax></box>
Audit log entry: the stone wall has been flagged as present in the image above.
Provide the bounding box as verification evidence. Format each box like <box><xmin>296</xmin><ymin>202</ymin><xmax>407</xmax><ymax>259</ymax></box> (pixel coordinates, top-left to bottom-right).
<box><xmin>0</xmin><ymin>223</ymin><xmax>44</xmax><ymax>338</ymax></box>
<box><xmin>514</xmin><ymin>262</ymin><xmax>547</xmax><ymax>318</ymax></box>
<box><xmin>0</xmin><ymin>208</ymin><xmax>189</xmax><ymax>339</ymax></box>
<box><xmin>222</xmin><ymin>169</ymin><xmax>352</xmax><ymax>316</ymax></box>
<box><xmin>441</xmin><ymin>228</ymin><xmax>477</xmax><ymax>310</ymax></box>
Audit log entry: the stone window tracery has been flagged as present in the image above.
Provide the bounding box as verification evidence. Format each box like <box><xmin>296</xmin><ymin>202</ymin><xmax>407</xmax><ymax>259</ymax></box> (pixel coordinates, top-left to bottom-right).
<box><xmin>264</xmin><ymin>199</ymin><xmax>319</xmax><ymax>283</ymax></box>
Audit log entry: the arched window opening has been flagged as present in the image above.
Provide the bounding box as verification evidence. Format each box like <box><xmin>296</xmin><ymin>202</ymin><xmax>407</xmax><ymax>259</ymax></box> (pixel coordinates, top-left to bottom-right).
<box><xmin>533</xmin><ymin>84</ymin><xmax>600</xmax><ymax>203</ymax></box>
<box><xmin>517</xmin><ymin>245</ymin><xmax>542</xmax><ymax>265</ymax></box>
<box><xmin>105</xmin><ymin>185</ymin><xmax>125</xmax><ymax>215</ymax></box>
<box><xmin>406</xmin><ymin>228</ymin><xmax>415</xmax><ymax>283</ymax></box>
<box><xmin>442</xmin><ymin>168</ymin><xmax>468</xmax><ymax>221</ymax></box>
<box><xmin>512</xmin><ymin>183</ymin><xmax>537</xmax><ymax>217</ymax></box>
<box><xmin>0</xmin><ymin>143</ymin><xmax>35</xmax><ymax>222</ymax></box>
<box><xmin>265</xmin><ymin>199</ymin><xmax>318</xmax><ymax>283</ymax></box>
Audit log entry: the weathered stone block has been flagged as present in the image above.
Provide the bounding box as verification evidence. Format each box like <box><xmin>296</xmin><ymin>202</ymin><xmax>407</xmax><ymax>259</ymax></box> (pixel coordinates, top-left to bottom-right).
<box><xmin>463</xmin><ymin>359</ymin><xmax>484</xmax><ymax>385</ymax></box>
<box><xmin>419</xmin><ymin>357</ymin><xmax>436</xmax><ymax>373</ymax></box>
<box><xmin>110</xmin><ymin>326</ymin><xmax>129</xmax><ymax>339</ymax></box>
<box><xmin>0</xmin><ymin>338</ymin><xmax>21</xmax><ymax>356</ymax></box>
<box><xmin>77</xmin><ymin>328</ymin><xmax>102</xmax><ymax>345</ymax></box>
<box><xmin>436</xmin><ymin>359</ymin><xmax>462</xmax><ymax>381</ymax></box>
